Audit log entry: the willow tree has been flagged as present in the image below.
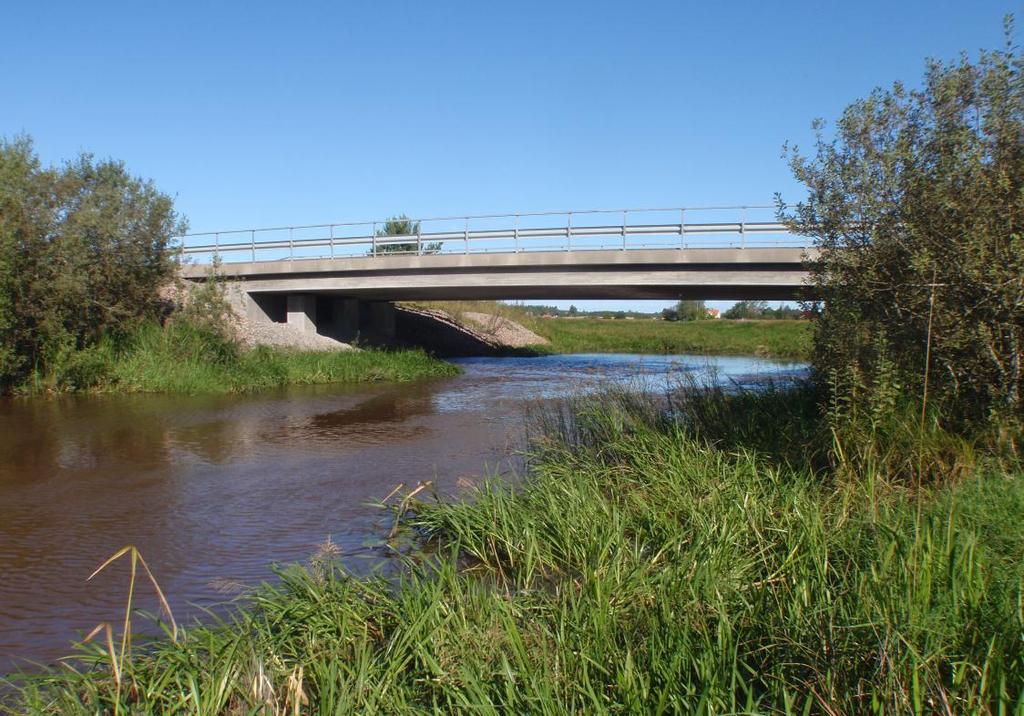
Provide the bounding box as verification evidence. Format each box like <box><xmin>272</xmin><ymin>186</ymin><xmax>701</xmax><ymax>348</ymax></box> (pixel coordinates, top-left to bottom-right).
<box><xmin>780</xmin><ymin>23</ymin><xmax>1024</xmax><ymax>429</ymax></box>
<box><xmin>0</xmin><ymin>136</ymin><xmax>186</xmax><ymax>387</ymax></box>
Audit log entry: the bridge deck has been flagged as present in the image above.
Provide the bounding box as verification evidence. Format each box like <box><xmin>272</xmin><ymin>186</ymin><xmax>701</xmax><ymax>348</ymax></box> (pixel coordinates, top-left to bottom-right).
<box><xmin>182</xmin><ymin>247</ymin><xmax>814</xmax><ymax>301</ymax></box>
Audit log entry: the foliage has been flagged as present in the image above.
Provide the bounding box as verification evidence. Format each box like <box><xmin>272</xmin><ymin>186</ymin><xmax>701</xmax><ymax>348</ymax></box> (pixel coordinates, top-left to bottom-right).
<box><xmin>780</xmin><ymin>24</ymin><xmax>1024</xmax><ymax>432</ymax></box>
<box><xmin>515</xmin><ymin>303</ymin><xmax>656</xmax><ymax>320</ymax></box>
<box><xmin>723</xmin><ymin>300</ymin><xmax>767</xmax><ymax>319</ymax></box>
<box><xmin>0</xmin><ymin>136</ymin><xmax>186</xmax><ymax>390</ymax></box>
<box><xmin>765</xmin><ymin>304</ymin><xmax>802</xmax><ymax>319</ymax></box>
<box><xmin>651</xmin><ymin>299</ymin><xmax>708</xmax><ymax>321</ymax></box>
<box><xmin>176</xmin><ymin>258</ymin><xmax>237</xmax><ymax>341</ymax></box>
<box><xmin>722</xmin><ymin>301</ymin><xmax>802</xmax><ymax>320</ymax></box>
<box><xmin>374</xmin><ymin>215</ymin><xmax>442</xmax><ymax>255</ymax></box>
<box><xmin>9</xmin><ymin>387</ymin><xmax>1022</xmax><ymax>713</ymax></box>
<box><xmin>17</xmin><ymin>319</ymin><xmax>458</xmax><ymax>395</ymax></box>
<box><xmin>675</xmin><ymin>299</ymin><xmax>707</xmax><ymax>321</ymax></box>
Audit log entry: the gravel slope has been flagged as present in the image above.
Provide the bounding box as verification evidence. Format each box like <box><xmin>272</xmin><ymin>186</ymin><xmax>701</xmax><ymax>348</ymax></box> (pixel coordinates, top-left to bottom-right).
<box><xmin>236</xmin><ymin>321</ymin><xmax>355</xmax><ymax>351</ymax></box>
<box><xmin>461</xmin><ymin>312</ymin><xmax>549</xmax><ymax>348</ymax></box>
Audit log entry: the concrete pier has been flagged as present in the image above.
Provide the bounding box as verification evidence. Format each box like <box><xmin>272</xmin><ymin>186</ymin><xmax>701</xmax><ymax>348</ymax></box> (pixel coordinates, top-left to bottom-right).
<box><xmin>368</xmin><ymin>301</ymin><xmax>396</xmax><ymax>339</ymax></box>
<box><xmin>286</xmin><ymin>294</ymin><xmax>317</xmax><ymax>334</ymax></box>
<box><xmin>331</xmin><ymin>298</ymin><xmax>360</xmax><ymax>341</ymax></box>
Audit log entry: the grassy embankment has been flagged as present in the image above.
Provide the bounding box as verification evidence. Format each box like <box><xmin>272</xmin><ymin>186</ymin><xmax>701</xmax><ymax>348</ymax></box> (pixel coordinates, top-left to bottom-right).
<box><xmin>8</xmin><ymin>385</ymin><xmax>1021</xmax><ymax>713</ymax></box>
<box><xmin>20</xmin><ymin>321</ymin><xmax>458</xmax><ymax>395</ymax></box>
<box><xmin>527</xmin><ymin>317</ymin><xmax>809</xmax><ymax>359</ymax></box>
<box><xmin>405</xmin><ymin>300</ymin><xmax>811</xmax><ymax>359</ymax></box>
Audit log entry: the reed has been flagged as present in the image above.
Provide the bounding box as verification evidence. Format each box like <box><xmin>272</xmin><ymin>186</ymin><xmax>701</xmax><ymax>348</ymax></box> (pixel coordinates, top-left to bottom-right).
<box><xmin>6</xmin><ymin>387</ymin><xmax>1022</xmax><ymax>714</ymax></box>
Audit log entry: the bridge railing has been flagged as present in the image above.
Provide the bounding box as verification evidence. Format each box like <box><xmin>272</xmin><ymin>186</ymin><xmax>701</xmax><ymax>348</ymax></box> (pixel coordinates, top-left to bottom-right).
<box><xmin>175</xmin><ymin>205</ymin><xmax>807</xmax><ymax>264</ymax></box>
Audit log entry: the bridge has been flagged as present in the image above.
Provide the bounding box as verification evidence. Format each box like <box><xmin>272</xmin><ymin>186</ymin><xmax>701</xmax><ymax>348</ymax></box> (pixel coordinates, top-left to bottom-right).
<box><xmin>177</xmin><ymin>205</ymin><xmax>814</xmax><ymax>340</ymax></box>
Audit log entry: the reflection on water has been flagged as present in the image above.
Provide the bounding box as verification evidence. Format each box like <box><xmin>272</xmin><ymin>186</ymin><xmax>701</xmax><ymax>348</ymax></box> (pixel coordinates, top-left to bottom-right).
<box><xmin>0</xmin><ymin>353</ymin><xmax>803</xmax><ymax>671</ymax></box>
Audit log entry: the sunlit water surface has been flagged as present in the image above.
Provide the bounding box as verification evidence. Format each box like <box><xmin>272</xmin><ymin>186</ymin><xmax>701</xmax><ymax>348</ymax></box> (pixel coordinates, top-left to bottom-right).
<box><xmin>0</xmin><ymin>353</ymin><xmax>804</xmax><ymax>671</ymax></box>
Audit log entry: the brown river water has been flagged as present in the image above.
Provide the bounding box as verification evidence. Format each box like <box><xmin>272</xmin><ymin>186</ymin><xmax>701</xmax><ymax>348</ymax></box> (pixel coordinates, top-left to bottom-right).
<box><xmin>0</xmin><ymin>353</ymin><xmax>804</xmax><ymax>673</ymax></box>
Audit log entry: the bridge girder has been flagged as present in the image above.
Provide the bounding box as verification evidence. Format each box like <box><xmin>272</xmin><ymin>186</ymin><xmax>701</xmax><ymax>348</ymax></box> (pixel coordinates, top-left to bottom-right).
<box><xmin>181</xmin><ymin>248</ymin><xmax>815</xmax><ymax>302</ymax></box>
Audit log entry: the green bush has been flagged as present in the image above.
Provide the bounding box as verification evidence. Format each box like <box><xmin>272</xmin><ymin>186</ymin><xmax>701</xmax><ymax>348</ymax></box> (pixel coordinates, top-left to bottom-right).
<box><xmin>0</xmin><ymin>136</ymin><xmax>185</xmax><ymax>390</ymax></box>
<box><xmin>50</xmin><ymin>343</ymin><xmax>114</xmax><ymax>391</ymax></box>
<box><xmin>781</xmin><ymin>23</ymin><xmax>1024</xmax><ymax>436</ymax></box>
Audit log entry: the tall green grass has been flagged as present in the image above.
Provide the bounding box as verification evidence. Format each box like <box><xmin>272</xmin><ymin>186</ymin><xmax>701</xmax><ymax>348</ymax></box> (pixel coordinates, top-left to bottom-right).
<box><xmin>7</xmin><ymin>386</ymin><xmax>1021</xmax><ymax>714</ymax></box>
<box><xmin>21</xmin><ymin>320</ymin><xmax>458</xmax><ymax>395</ymax></box>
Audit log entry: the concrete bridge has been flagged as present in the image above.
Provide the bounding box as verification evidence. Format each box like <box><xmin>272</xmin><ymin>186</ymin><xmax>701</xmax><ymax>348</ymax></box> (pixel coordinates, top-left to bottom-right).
<box><xmin>177</xmin><ymin>206</ymin><xmax>814</xmax><ymax>340</ymax></box>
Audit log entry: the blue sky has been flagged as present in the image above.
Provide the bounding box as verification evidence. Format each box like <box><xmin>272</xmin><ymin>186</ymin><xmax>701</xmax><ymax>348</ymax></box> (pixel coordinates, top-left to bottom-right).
<box><xmin>2</xmin><ymin>0</ymin><xmax>1017</xmax><ymax>311</ymax></box>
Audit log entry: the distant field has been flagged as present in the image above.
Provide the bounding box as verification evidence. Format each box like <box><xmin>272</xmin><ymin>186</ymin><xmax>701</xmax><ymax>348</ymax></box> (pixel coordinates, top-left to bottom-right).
<box><xmin>405</xmin><ymin>301</ymin><xmax>812</xmax><ymax>360</ymax></box>
<box><xmin>525</xmin><ymin>317</ymin><xmax>811</xmax><ymax>360</ymax></box>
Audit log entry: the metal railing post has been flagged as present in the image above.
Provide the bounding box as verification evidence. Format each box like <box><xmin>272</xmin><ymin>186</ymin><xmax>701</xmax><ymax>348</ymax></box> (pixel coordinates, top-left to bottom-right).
<box><xmin>288</xmin><ymin>228</ymin><xmax>294</xmax><ymax>260</ymax></box>
<box><xmin>416</xmin><ymin>219</ymin><xmax>422</xmax><ymax>255</ymax></box>
<box><xmin>679</xmin><ymin>208</ymin><xmax>686</xmax><ymax>249</ymax></box>
<box><xmin>566</xmin><ymin>211</ymin><xmax>573</xmax><ymax>251</ymax></box>
<box><xmin>329</xmin><ymin>224</ymin><xmax>335</xmax><ymax>259</ymax></box>
<box><xmin>214</xmin><ymin>232</ymin><xmax>220</xmax><ymax>262</ymax></box>
<box><xmin>464</xmin><ymin>218</ymin><xmax>469</xmax><ymax>254</ymax></box>
<box><xmin>251</xmin><ymin>230</ymin><xmax>256</xmax><ymax>262</ymax></box>
<box><xmin>371</xmin><ymin>222</ymin><xmax>377</xmax><ymax>257</ymax></box>
<box><xmin>622</xmin><ymin>211</ymin><xmax>628</xmax><ymax>250</ymax></box>
<box><xmin>740</xmin><ymin>207</ymin><xmax>746</xmax><ymax>249</ymax></box>
<box><xmin>514</xmin><ymin>214</ymin><xmax>520</xmax><ymax>253</ymax></box>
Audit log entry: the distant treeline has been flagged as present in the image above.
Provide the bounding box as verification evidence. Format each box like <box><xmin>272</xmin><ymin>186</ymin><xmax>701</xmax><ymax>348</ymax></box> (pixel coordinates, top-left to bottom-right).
<box><xmin>516</xmin><ymin>300</ymin><xmax>805</xmax><ymax>321</ymax></box>
<box><xmin>720</xmin><ymin>301</ymin><xmax>804</xmax><ymax>320</ymax></box>
<box><xmin>516</xmin><ymin>304</ymin><xmax>656</xmax><ymax>320</ymax></box>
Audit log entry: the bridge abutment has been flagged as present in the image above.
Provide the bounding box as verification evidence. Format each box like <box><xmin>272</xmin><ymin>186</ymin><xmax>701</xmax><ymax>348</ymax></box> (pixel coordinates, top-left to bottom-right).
<box><xmin>238</xmin><ymin>291</ymin><xmax>397</xmax><ymax>343</ymax></box>
<box><xmin>286</xmin><ymin>294</ymin><xmax>317</xmax><ymax>334</ymax></box>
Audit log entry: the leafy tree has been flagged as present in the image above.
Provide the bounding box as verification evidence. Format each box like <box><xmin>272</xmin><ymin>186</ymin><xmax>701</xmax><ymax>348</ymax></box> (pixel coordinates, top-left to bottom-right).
<box><xmin>780</xmin><ymin>22</ymin><xmax>1024</xmax><ymax>427</ymax></box>
<box><xmin>0</xmin><ymin>136</ymin><xmax>186</xmax><ymax>388</ymax></box>
<box><xmin>661</xmin><ymin>307</ymin><xmax>679</xmax><ymax>321</ymax></box>
<box><xmin>374</xmin><ymin>215</ymin><xmax>441</xmax><ymax>254</ymax></box>
<box><xmin>724</xmin><ymin>300</ymin><xmax>768</xmax><ymax>320</ymax></box>
<box><xmin>179</xmin><ymin>258</ymin><xmax>237</xmax><ymax>341</ymax></box>
<box><xmin>676</xmin><ymin>300</ymin><xmax>707</xmax><ymax>321</ymax></box>
<box><xmin>568</xmin><ymin>305</ymin><xmax>578</xmax><ymax>316</ymax></box>
<box><xmin>764</xmin><ymin>305</ymin><xmax>803</xmax><ymax>320</ymax></box>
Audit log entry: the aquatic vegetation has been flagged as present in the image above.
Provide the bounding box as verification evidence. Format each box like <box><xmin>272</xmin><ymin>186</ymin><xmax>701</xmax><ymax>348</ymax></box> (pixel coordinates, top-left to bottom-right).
<box><xmin>7</xmin><ymin>386</ymin><xmax>1021</xmax><ymax>714</ymax></box>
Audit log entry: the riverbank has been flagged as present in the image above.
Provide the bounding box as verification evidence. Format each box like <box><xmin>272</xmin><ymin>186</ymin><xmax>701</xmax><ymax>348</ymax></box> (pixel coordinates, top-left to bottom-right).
<box><xmin>404</xmin><ymin>301</ymin><xmax>811</xmax><ymax>359</ymax></box>
<box><xmin>18</xmin><ymin>321</ymin><xmax>458</xmax><ymax>395</ymax></box>
<box><xmin>8</xmin><ymin>385</ymin><xmax>1020</xmax><ymax>713</ymax></box>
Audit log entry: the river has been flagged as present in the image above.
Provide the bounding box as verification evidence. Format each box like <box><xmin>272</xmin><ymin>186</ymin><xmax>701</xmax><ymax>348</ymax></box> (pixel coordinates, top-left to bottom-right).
<box><xmin>0</xmin><ymin>353</ymin><xmax>804</xmax><ymax>672</ymax></box>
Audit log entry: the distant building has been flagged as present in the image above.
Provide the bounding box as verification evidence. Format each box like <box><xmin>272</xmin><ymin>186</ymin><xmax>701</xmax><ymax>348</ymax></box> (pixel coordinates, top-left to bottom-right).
<box><xmin>706</xmin><ymin>308</ymin><xmax>721</xmax><ymax>319</ymax></box>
